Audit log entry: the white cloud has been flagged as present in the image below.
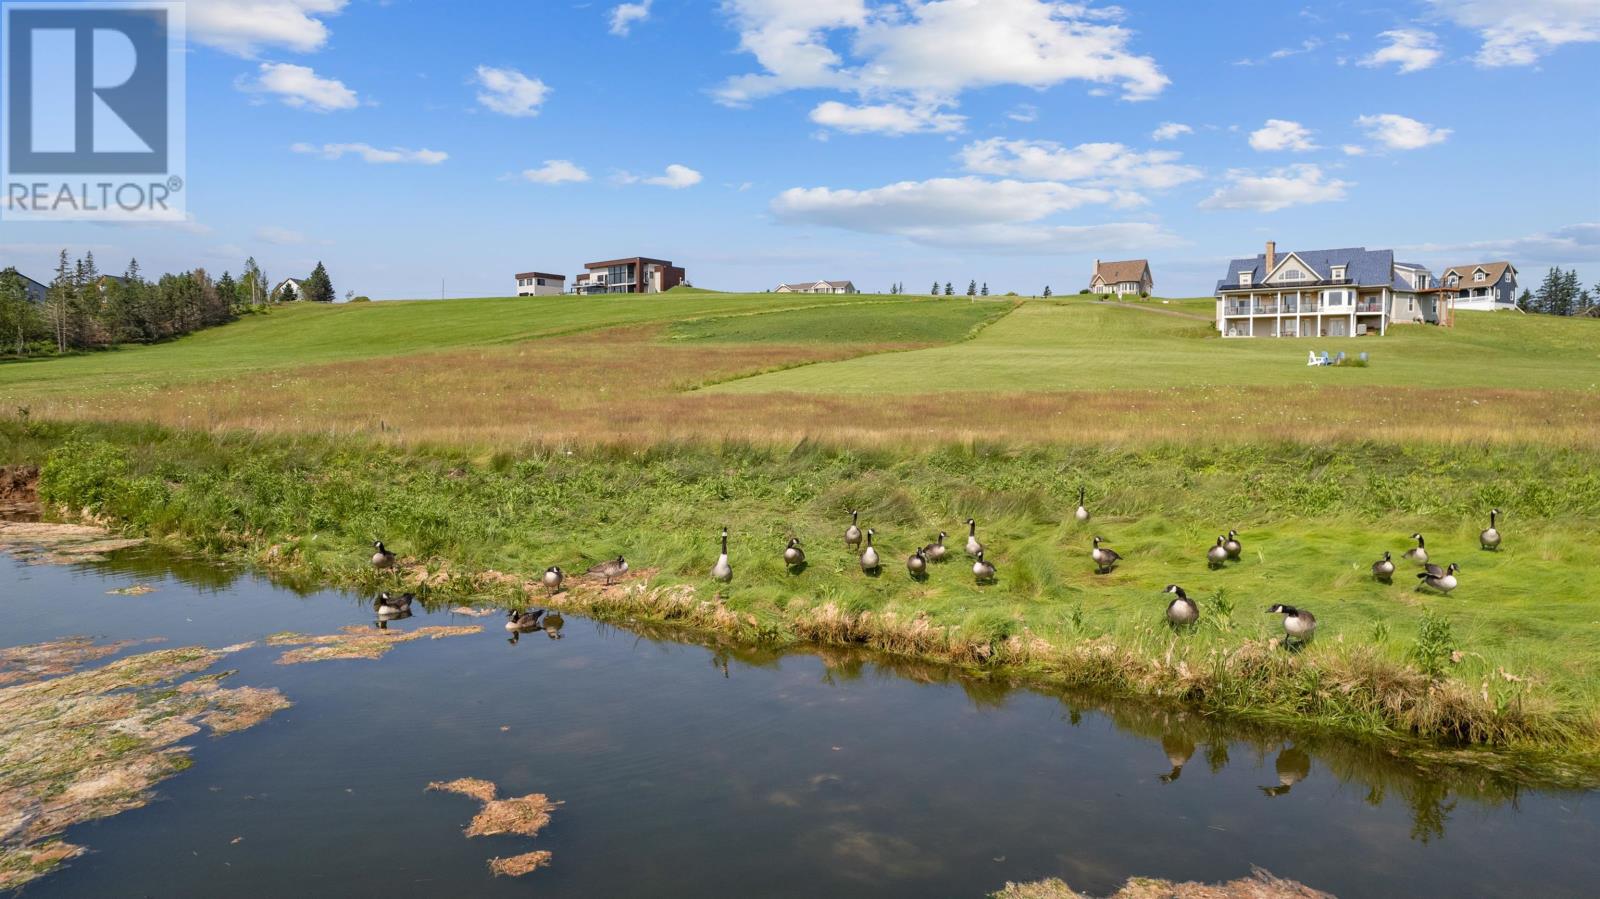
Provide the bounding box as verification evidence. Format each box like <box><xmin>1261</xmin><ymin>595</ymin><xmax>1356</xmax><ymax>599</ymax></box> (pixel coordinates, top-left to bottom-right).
<box><xmin>770</xmin><ymin>175</ymin><xmax>1177</xmax><ymax>251</ymax></box>
<box><xmin>1008</xmin><ymin>104</ymin><xmax>1039</xmax><ymax>123</ymax></box>
<box><xmin>809</xmin><ymin>100</ymin><xmax>965</xmax><ymax>135</ymax></box>
<box><xmin>291</xmin><ymin>142</ymin><xmax>448</xmax><ymax>164</ymax></box>
<box><xmin>473</xmin><ymin>66</ymin><xmax>550</xmax><ymax>117</ymax></box>
<box><xmin>714</xmin><ymin>0</ymin><xmax>1169</xmax><ymax>122</ymax></box>
<box><xmin>1248</xmin><ymin>119</ymin><xmax>1318</xmax><ymax>152</ymax></box>
<box><xmin>521</xmin><ymin>160</ymin><xmax>590</xmax><ymax>184</ymax></box>
<box><xmin>616</xmin><ymin>164</ymin><xmax>704</xmax><ymax>188</ymax></box>
<box><xmin>1428</xmin><ymin>0</ymin><xmax>1600</xmax><ymax>66</ymax></box>
<box><xmin>188</xmin><ymin>0</ymin><xmax>347</xmax><ymax>56</ymax></box>
<box><xmin>238</xmin><ymin>62</ymin><xmax>357</xmax><ymax>112</ymax></box>
<box><xmin>1359</xmin><ymin>29</ymin><xmax>1442</xmax><ymax>73</ymax></box>
<box><xmin>1397</xmin><ymin>222</ymin><xmax>1600</xmax><ymax>263</ymax></box>
<box><xmin>958</xmin><ymin>138</ymin><xmax>1202</xmax><ymax>191</ymax></box>
<box><xmin>609</xmin><ymin>1</ymin><xmax>653</xmax><ymax>37</ymax></box>
<box><xmin>1355</xmin><ymin>113</ymin><xmax>1451</xmax><ymax>150</ymax></box>
<box><xmin>1199</xmin><ymin>165</ymin><xmax>1349</xmax><ymax>212</ymax></box>
<box><xmin>1151</xmin><ymin>122</ymin><xmax>1192</xmax><ymax>141</ymax></box>
<box><xmin>1341</xmin><ymin>144</ymin><xmax>1368</xmax><ymax>156</ymax></box>
<box><xmin>255</xmin><ymin>225</ymin><xmax>308</xmax><ymax>245</ymax></box>
<box><xmin>1236</xmin><ymin>38</ymin><xmax>1321</xmax><ymax>66</ymax></box>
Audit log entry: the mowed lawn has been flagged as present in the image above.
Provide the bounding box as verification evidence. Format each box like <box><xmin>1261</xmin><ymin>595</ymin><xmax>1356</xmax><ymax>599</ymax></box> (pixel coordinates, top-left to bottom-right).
<box><xmin>710</xmin><ymin>301</ymin><xmax>1600</xmax><ymax>394</ymax></box>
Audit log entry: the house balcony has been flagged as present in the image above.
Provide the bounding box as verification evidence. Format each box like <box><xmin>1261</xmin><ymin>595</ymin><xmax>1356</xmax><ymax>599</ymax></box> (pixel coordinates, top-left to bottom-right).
<box><xmin>1355</xmin><ymin>300</ymin><xmax>1384</xmax><ymax>313</ymax></box>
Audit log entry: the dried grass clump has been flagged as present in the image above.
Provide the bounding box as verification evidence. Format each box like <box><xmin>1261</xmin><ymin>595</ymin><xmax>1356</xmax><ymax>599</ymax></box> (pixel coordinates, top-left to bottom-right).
<box><xmin>426</xmin><ymin>777</ymin><xmax>562</xmax><ymax>878</ymax></box>
<box><xmin>991</xmin><ymin>868</ymin><xmax>1333</xmax><ymax>899</ymax></box>
<box><xmin>427</xmin><ymin>778</ymin><xmax>497</xmax><ymax>803</ymax></box>
<box><xmin>489</xmin><ymin>851</ymin><xmax>552</xmax><ymax>877</ymax></box>
<box><xmin>268</xmin><ymin>625</ymin><xmax>482</xmax><ymax>665</ymax></box>
<box><xmin>0</xmin><ymin>521</ymin><xmax>145</xmax><ymax>564</ymax></box>
<box><xmin>0</xmin><ymin>638</ymin><xmax>135</xmax><ymax>685</ymax></box>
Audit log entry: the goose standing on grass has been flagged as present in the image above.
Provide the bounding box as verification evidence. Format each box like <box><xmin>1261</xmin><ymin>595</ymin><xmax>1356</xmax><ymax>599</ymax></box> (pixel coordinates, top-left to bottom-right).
<box><xmin>1480</xmin><ymin>509</ymin><xmax>1502</xmax><ymax>551</ymax></box>
<box><xmin>844</xmin><ymin>511</ymin><xmax>863</xmax><ymax>550</ymax></box>
<box><xmin>972</xmin><ymin>550</ymin><xmax>996</xmax><ymax>584</ymax></box>
<box><xmin>907</xmin><ymin>547</ymin><xmax>927</xmax><ymax>577</ymax></box>
<box><xmin>375</xmin><ymin>591</ymin><xmax>414</xmax><ymax>616</ymax></box>
<box><xmin>1075</xmin><ymin>487</ymin><xmax>1090</xmax><ymax>523</ymax></box>
<box><xmin>965</xmin><ymin>519</ymin><xmax>983</xmax><ymax>557</ymax></box>
<box><xmin>1267</xmin><ymin>604</ymin><xmax>1317</xmax><ymax>645</ymax></box>
<box><xmin>1371</xmin><ymin>552</ymin><xmax>1395</xmax><ymax>583</ymax></box>
<box><xmin>784</xmin><ymin>538</ymin><xmax>805</xmax><ymax>569</ymax></box>
<box><xmin>587</xmin><ymin>556</ymin><xmax>628</xmax><ymax>585</ymax></box>
<box><xmin>1403</xmin><ymin>533</ymin><xmax>1428</xmax><ymax>566</ymax></box>
<box><xmin>860</xmin><ymin>529</ymin><xmax>880</xmax><ymax>573</ymax></box>
<box><xmin>542</xmin><ymin>566</ymin><xmax>564</xmax><ymax>594</ymax></box>
<box><xmin>922</xmin><ymin>532</ymin><xmax>948</xmax><ymax>562</ymax></box>
<box><xmin>506</xmin><ymin>608</ymin><xmax>544</xmax><ymax>631</ymax></box>
<box><xmin>711</xmin><ymin>527</ymin><xmax>733</xmax><ymax>583</ymax></box>
<box><xmin>371</xmin><ymin>541</ymin><xmax>396</xmax><ymax>569</ymax></box>
<box><xmin>1164</xmin><ymin>585</ymin><xmax>1198</xmax><ymax>627</ymax></box>
<box><xmin>1418</xmin><ymin>562</ymin><xmax>1459</xmax><ymax>594</ymax></box>
<box><xmin>1224</xmin><ymin>530</ymin><xmax>1243</xmax><ymax>560</ymax></box>
<box><xmin>1207</xmin><ymin>536</ymin><xmax>1229</xmax><ymax>569</ymax></box>
<box><xmin>1091</xmin><ymin>536</ymin><xmax>1121</xmax><ymax>574</ymax></box>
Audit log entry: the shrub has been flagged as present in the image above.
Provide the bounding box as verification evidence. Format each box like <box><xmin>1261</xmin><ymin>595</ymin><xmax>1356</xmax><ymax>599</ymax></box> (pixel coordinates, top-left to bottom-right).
<box><xmin>1408</xmin><ymin>611</ymin><xmax>1455</xmax><ymax>680</ymax></box>
<box><xmin>349</xmin><ymin>295</ymin><xmax>372</xmax><ymax>303</ymax></box>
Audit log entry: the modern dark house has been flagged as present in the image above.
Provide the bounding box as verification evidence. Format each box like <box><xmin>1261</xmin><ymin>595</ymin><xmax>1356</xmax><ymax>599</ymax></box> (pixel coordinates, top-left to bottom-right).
<box><xmin>573</xmin><ymin>257</ymin><xmax>685</xmax><ymax>295</ymax></box>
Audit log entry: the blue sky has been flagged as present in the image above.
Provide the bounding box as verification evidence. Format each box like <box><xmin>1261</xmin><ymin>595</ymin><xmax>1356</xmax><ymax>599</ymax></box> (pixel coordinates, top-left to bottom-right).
<box><xmin>2</xmin><ymin>0</ymin><xmax>1597</xmax><ymax>298</ymax></box>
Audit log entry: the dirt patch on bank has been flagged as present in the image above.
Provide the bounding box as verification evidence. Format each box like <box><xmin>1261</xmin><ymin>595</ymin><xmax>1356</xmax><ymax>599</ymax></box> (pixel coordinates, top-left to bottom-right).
<box><xmin>992</xmin><ymin>868</ymin><xmax>1333</xmax><ymax>899</ymax></box>
<box><xmin>0</xmin><ymin>465</ymin><xmax>38</xmax><ymax>516</ymax></box>
<box><xmin>0</xmin><ymin>640</ymin><xmax>289</xmax><ymax>891</ymax></box>
<box><xmin>426</xmin><ymin>777</ymin><xmax>562</xmax><ymax>877</ymax></box>
<box><xmin>266</xmin><ymin>625</ymin><xmax>482</xmax><ymax>664</ymax></box>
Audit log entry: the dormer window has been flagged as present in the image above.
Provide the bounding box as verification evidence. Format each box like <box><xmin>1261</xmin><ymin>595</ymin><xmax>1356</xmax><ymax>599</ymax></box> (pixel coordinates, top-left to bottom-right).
<box><xmin>1474</xmin><ymin>271</ymin><xmax>1486</xmax><ymax>282</ymax></box>
<box><xmin>1239</xmin><ymin>271</ymin><xmax>1252</xmax><ymax>287</ymax></box>
<box><xmin>1330</xmin><ymin>265</ymin><xmax>1345</xmax><ymax>281</ymax></box>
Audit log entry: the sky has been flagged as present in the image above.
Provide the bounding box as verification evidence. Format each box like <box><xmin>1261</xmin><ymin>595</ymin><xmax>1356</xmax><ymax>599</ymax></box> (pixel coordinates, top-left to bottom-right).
<box><xmin>2</xmin><ymin>0</ymin><xmax>1598</xmax><ymax>299</ymax></box>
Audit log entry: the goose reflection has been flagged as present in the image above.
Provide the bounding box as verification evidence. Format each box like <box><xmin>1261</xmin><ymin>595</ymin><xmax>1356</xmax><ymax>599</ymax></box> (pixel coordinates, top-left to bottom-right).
<box><xmin>1260</xmin><ymin>746</ymin><xmax>1312</xmax><ymax>797</ymax></box>
<box><xmin>373</xmin><ymin>609</ymin><xmax>412</xmax><ymax>629</ymax></box>
<box><xmin>542</xmin><ymin>611</ymin><xmax>565</xmax><ymax>640</ymax></box>
<box><xmin>1157</xmin><ymin>731</ymin><xmax>1196</xmax><ymax>784</ymax></box>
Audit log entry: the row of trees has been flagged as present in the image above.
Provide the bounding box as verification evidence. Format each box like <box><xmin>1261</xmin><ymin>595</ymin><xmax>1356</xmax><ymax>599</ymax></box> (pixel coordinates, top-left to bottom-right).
<box><xmin>1</xmin><ymin>251</ymin><xmax>337</xmax><ymax>357</ymax></box>
<box><xmin>1517</xmin><ymin>267</ymin><xmax>1598</xmax><ymax>317</ymax></box>
<box><xmin>920</xmin><ymin>281</ymin><xmax>997</xmax><ymax>296</ymax></box>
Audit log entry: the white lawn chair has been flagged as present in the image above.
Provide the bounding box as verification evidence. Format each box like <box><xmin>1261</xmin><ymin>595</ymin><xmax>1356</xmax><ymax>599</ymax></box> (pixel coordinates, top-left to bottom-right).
<box><xmin>1307</xmin><ymin>350</ymin><xmax>1322</xmax><ymax>367</ymax></box>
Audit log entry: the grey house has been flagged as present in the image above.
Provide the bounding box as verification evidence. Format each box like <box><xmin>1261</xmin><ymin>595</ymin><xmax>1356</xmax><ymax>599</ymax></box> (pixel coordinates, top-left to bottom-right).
<box><xmin>1440</xmin><ymin>262</ymin><xmax>1518</xmax><ymax>310</ymax></box>
<box><xmin>1215</xmin><ymin>241</ymin><xmax>1436</xmax><ymax>338</ymax></box>
<box><xmin>0</xmin><ymin>269</ymin><xmax>48</xmax><ymax>303</ymax></box>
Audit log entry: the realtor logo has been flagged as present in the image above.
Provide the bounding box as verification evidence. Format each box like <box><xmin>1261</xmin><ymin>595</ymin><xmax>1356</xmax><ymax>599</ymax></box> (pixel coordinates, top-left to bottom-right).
<box><xmin>2</xmin><ymin>1</ymin><xmax>185</xmax><ymax>221</ymax></box>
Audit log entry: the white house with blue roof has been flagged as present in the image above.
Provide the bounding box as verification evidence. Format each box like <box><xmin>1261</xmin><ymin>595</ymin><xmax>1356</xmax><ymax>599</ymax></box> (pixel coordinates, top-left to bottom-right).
<box><xmin>1215</xmin><ymin>241</ymin><xmax>1436</xmax><ymax>338</ymax></box>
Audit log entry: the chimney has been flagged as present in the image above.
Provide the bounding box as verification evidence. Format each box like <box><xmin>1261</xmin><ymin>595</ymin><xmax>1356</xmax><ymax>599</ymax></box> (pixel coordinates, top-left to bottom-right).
<box><xmin>1265</xmin><ymin>241</ymin><xmax>1276</xmax><ymax>273</ymax></box>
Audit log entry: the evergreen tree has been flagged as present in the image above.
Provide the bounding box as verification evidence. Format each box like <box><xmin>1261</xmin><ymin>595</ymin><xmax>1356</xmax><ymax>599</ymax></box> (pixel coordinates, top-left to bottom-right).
<box><xmin>45</xmin><ymin>250</ymin><xmax>73</xmax><ymax>353</ymax></box>
<box><xmin>1516</xmin><ymin>288</ymin><xmax>1533</xmax><ymax>311</ymax></box>
<box><xmin>1042</xmin><ymin>285</ymin><xmax>1052</xmax><ymax>298</ymax></box>
<box><xmin>944</xmin><ymin>281</ymin><xmax>953</xmax><ymax>295</ymax></box>
<box><xmin>1554</xmin><ymin>268</ymin><xmax>1580</xmax><ymax>316</ymax></box>
<box><xmin>279</xmin><ymin>281</ymin><xmax>298</xmax><ymax>302</ymax></box>
<box><xmin>980</xmin><ymin>282</ymin><xmax>989</xmax><ymax>296</ymax></box>
<box><xmin>303</xmin><ymin>261</ymin><xmax>335</xmax><ymax>302</ymax></box>
<box><xmin>1533</xmin><ymin>267</ymin><xmax>1560</xmax><ymax>315</ymax></box>
<box><xmin>966</xmin><ymin>279</ymin><xmax>977</xmax><ymax>296</ymax></box>
<box><xmin>0</xmin><ymin>268</ymin><xmax>40</xmax><ymax>355</ymax></box>
<box><xmin>931</xmin><ymin>281</ymin><xmax>940</xmax><ymax>296</ymax></box>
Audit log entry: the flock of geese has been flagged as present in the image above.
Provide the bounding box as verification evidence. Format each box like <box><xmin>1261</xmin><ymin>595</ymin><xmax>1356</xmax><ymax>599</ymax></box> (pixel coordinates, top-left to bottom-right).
<box><xmin>367</xmin><ymin>502</ymin><xmax>1506</xmax><ymax>648</ymax></box>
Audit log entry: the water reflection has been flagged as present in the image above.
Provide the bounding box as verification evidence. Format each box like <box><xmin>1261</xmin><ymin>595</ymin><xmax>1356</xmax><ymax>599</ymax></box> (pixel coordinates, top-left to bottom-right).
<box><xmin>1158</xmin><ymin>732</ymin><xmax>1196</xmax><ymax>784</ymax></box>
<box><xmin>1260</xmin><ymin>746</ymin><xmax>1312</xmax><ymax>798</ymax></box>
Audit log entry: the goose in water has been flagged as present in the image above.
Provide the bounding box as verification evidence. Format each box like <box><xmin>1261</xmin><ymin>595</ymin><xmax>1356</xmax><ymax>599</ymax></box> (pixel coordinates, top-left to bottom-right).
<box><xmin>1480</xmin><ymin>509</ymin><xmax>1502</xmax><ymax>551</ymax></box>
<box><xmin>1371</xmin><ymin>552</ymin><xmax>1395</xmax><ymax>583</ymax></box>
<box><xmin>542</xmin><ymin>566</ymin><xmax>564</xmax><ymax>594</ymax></box>
<box><xmin>1164</xmin><ymin>584</ymin><xmax>1198</xmax><ymax>628</ymax></box>
<box><xmin>972</xmin><ymin>550</ymin><xmax>996</xmax><ymax>584</ymax></box>
<box><xmin>1260</xmin><ymin>746</ymin><xmax>1311</xmax><ymax>798</ymax></box>
<box><xmin>1417</xmin><ymin>562</ymin><xmax>1459</xmax><ymax>594</ymax></box>
<box><xmin>860</xmin><ymin>529</ymin><xmax>880</xmax><ymax>573</ymax></box>
<box><xmin>1267</xmin><ymin>604</ymin><xmax>1317</xmax><ymax>645</ymax></box>
<box><xmin>964</xmin><ymin>519</ymin><xmax>983</xmax><ymax>556</ymax></box>
<box><xmin>844</xmin><ymin>511</ymin><xmax>863</xmax><ymax>549</ymax></box>
<box><xmin>922</xmin><ymin>532</ymin><xmax>948</xmax><ymax>562</ymax></box>
<box><xmin>1091</xmin><ymin>536</ymin><xmax>1121</xmax><ymax>574</ymax></box>
<box><xmin>783</xmin><ymin>537</ymin><xmax>805</xmax><ymax>569</ymax></box>
<box><xmin>506</xmin><ymin>608</ymin><xmax>545</xmax><ymax>631</ymax></box>
<box><xmin>711</xmin><ymin>527</ymin><xmax>733</xmax><ymax>583</ymax></box>
<box><xmin>1207</xmin><ymin>536</ymin><xmax>1229</xmax><ymax>569</ymax></box>
<box><xmin>1224</xmin><ymin>530</ymin><xmax>1242</xmax><ymax>560</ymax></box>
<box><xmin>907</xmin><ymin>547</ymin><xmax>927</xmax><ymax>577</ymax></box>
<box><xmin>588</xmin><ymin>556</ymin><xmax>629</xmax><ymax>585</ymax></box>
<box><xmin>371</xmin><ymin>541</ymin><xmax>396</xmax><ymax>569</ymax></box>
<box><xmin>1075</xmin><ymin>486</ymin><xmax>1090</xmax><ymax>523</ymax></box>
<box><xmin>375</xmin><ymin>591</ymin><xmax>414</xmax><ymax>616</ymax></box>
<box><xmin>1403</xmin><ymin>533</ymin><xmax>1428</xmax><ymax>566</ymax></box>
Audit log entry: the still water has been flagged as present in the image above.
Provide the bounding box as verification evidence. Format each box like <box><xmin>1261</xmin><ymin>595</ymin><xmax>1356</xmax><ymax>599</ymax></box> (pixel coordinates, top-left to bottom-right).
<box><xmin>3</xmin><ymin>549</ymin><xmax>1597</xmax><ymax>898</ymax></box>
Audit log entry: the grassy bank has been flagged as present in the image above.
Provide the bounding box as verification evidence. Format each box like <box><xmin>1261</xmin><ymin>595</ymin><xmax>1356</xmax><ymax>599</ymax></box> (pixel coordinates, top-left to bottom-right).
<box><xmin>8</xmin><ymin>419</ymin><xmax>1599</xmax><ymax>780</ymax></box>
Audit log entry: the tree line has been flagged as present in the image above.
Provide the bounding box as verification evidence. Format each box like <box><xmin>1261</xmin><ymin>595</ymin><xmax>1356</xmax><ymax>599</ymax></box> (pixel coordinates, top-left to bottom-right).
<box><xmin>1</xmin><ymin>252</ymin><xmax>337</xmax><ymax>357</ymax></box>
<box><xmin>1517</xmin><ymin>267</ymin><xmax>1598</xmax><ymax>317</ymax></box>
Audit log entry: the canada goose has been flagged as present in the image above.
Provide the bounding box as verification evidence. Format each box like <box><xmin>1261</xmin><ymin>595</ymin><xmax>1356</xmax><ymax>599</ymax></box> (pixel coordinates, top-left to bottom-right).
<box><xmin>860</xmin><ymin>529</ymin><xmax>880</xmax><ymax>573</ymax></box>
<box><xmin>375</xmin><ymin>591</ymin><xmax>414</xmax><ymax>616</ymax></box>
<box><xmin>587</xmin><ymin>556</ymin><xmax>628</xmax><ymax>585</ymax></box>
<box><xmin>1207</xmin><ymin>536</ymin><xmax>1229</xmax><ymax>569</ymax></box>
<box><xmin>1091</xmin><ymin>536</ymin><xmax>1121</xmax><ymax>574</ymax></box>
<box><xmin>506</xmin><ymin>608</ymin><xmax>545</xmax><ymax>631</ymax></box>
<box><xmin>1371</xmin><ymin>551</ymin><xmax>1395</xmax><ymax>583</ymax></box>
<box><xmin>1267</xmin><ymin>604</ymin><xmax>1317</xmax><ymax>644</ymax></box>
<box><xmin>1260</xmin><ymin>746</ymin><xmax>1311</xmax><ymax>798</ymax></box>
<box><xmin>371</xmin><ymin>540</ymin><xmax>396</xmax><ymax>569</ymax></box>
<box><xmin>1403</xmin><ymin>533</ymin><xmax>1428</xmax><ymax>566</ymax></box>
<box><xmin>1164</xmin><ymin>584</ymin><xmax>1198</xmax><ymax>627</ymax></box>
<box><xmin>783</xmin><ymin>537</ymin><xmax>805</xmax><ymax>568</ymax></box>
<box><xmin>711</xmin><ymin>527</ymin><xmax>733</xmax><ymax>582</ymax></box>
<box><xmin>965</xmin><ymin>519</ymin><xmax>983</xmax><ymax>556</ymax></box>
<box><xmin>1075</xmin><ymin>486</ymin><xmax>1090</xmax><ymax>523</ymax></box>
<box><xmin>1417</xmin><ymin>562</ymin><xmax>1459</xmax><ymax>594</ymax></box>
<box><xmin>922</xmin><ymin>532</ymin><xmax>948</xmax><ymax>562</ymax></box>
<box><xmin>907</xmin><ymin>547</ymin><xmax>927</xmax><ymax>576</ymax></box>
<box><xmin>1224</xmin><ymin>530</ymin><xmax>1242</xmax><ymax>560</ymax></box>
<box><xmin>972</xmin><ymin>550</ymin><xmax>996</xmax><ymax>584</ymax></box>
<box><xmin>1158</xmin><ymin>732</ymin><xmax>1196</xmax><ymax>784</ymax></box>
<box><xmin>1480</xmin><ymin>509</ymin><xmax>1502</xmax><ymax>551</ymax></box>
<box><xmin>844</xmin><ymin>511</ymin><xmax>862</xmax><ymax>549</ymax></box>
<box><xmin>542</xmin><ymin>566</ymin><xmax>564</xmax><ymax>594</ymax></box>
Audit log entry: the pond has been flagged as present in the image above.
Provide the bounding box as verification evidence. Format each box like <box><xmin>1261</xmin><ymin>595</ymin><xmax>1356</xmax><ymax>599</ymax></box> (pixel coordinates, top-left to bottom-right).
<box><xmin>2</xmin><ymin>548</ymin><xmax>1598</xmax><ymax>897</ymax></box>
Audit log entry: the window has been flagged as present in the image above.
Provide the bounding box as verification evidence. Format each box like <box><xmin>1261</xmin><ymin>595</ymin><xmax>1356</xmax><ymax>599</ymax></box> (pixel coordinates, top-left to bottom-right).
<box><xmin>1474</xmin><ymin>271</ymin><xmax>1486</xmax><ymax>282</ymax></box>
<box><xmin>1330</xmin><ymin>265</ymin><xmax>1346</xmax><ymax>281</ymax></box>
<box><xmin>1283</xmin><ymin>270</ymin><xmax>1302</xmax><ymax>281</ymax></box>
<box><xmin>1239</xmin><ymin>271</ymin><xmax>1252</xmax><ymax>286</ymax></box>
